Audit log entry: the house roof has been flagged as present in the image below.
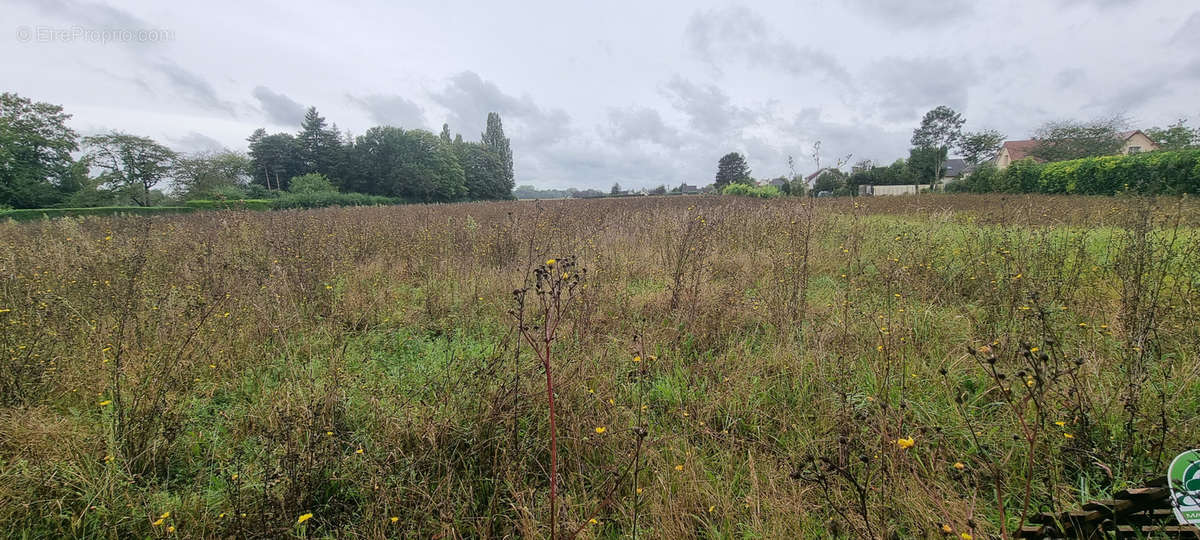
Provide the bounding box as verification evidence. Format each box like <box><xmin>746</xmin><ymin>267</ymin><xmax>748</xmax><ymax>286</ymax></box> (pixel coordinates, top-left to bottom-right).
<box><xmin>1000</xmin><ymin>139</ymin><xmax>1039</xmax><ymax>161</ymax></box>
<box><xmin>942</xmin><ymin>158</ymin><xmax>969</xmax><ymax>177</ymax></box>
<box><xmin>804</xmin><ymin>167</ymin><xmax>831</xmax><ymax>182</ymax></box>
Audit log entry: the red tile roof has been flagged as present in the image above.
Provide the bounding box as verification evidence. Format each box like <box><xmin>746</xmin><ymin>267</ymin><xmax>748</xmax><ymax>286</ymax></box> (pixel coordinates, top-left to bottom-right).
<box><xmin>1001</xmin><ymin>139</ymin><xmax>1039</xmax><ymax>161</ymax></box>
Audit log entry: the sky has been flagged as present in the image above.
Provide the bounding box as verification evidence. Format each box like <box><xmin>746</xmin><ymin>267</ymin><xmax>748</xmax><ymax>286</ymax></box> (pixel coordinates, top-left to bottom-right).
<box><xmin>4</xmin><ymin>0</ymin><xmax>1199</xmax><ymax>190</ymax></box>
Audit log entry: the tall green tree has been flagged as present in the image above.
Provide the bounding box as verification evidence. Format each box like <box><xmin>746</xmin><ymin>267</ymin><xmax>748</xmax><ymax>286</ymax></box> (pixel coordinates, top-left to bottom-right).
<box><xmin>1145</xmin><ymin>119</ymin><xmax>1199</xmax><ymax>150</ymax></box>
<box><xmin>297</xmin><ymin>107</ymin><xmax>342</xmax><ymax>178</ymax></box>
<box><xmin>440</xmin><ymin>123</ymin><xmax>452</xmax><ymax>144</ymax></box>
<box><xmin>456</xmin><ymin>143</ymin><xmax>511</xmax><ymax>200</ymax></box>
<box><xmin>1030</xmin><ymin>117</ymin><xmax>1125</xmax><ymax>162</ymax></box>
<box><xmin>173</xmin><ymin>150</ymin><xmax>251</xmax><ymax>199</ymax></box>
<box><xmin>247</xmin><ymin>129</ymin><xmax>303</xmax><ymax>190</ymax></box>
<box><xmin>907</xmin><ymin>147</ymin><xmax>947</xmax><ymax>184</ymax></box>
<box><xmin>481</xmin><ymin>113</ymin><xmax>513</xmax><ymax>188</ymax></box>
<box><xmin>352</xmin><ymin>126</ymin><xmax>466</xmax><ymax>202</ymax></box>
<box><xmin>715</xmin><ymin>152</ymin><xmax>752</xmax><ymax>189</ymax></box>
<box><xmin>910</xmin><ymin>106</ymin><xmax>964</xmax><ymax>187</ymax></box>
<box><xmin>0</xmin><ymin>92</ymin><xmax>81</xmax><ymax>208</ymax></box>
<box><xmin>958</xmin><ymin>129</ymin><xmax>1006</xmax><ymax>166</ymax></box>
<box><xmin>83</xmin><ymin>132</ymin><xmax>176</xmax><ymax>206</ymax></box>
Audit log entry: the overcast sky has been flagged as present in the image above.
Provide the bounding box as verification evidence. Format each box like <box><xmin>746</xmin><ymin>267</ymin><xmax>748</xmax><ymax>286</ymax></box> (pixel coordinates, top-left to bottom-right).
<box><xmin>5</xmin><ymin>0</ymin><xmax>1199</xmax><ymax>189</ymax></box>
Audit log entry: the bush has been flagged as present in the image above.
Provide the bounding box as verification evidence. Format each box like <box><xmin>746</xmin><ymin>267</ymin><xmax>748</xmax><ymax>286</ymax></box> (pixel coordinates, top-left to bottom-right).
<box><xmin>184</xmin><ymin>199</ymin><xmax>273</xmax><ymax>211</ymax></box>
<box><xmin>0</xmin><ymin>206</ymin><xmax>195</xmax><ymax>221</ymax></box>
<box><xmin>288</xmin><ymin>173</ymin><xmax>337</xmax><ymax>194</ymax></box>
<box><xmin>269</xmin><ymin>192</ymin><xmax>400</xmax><ymax>209</ymax></box>
<box><xmin>722</xmin><ymin>183</ymin><xmax>781</xmax><ymax>199</ymax></box>
<box><xmin>962</xmin><ymin>149</ymin><xmax>1200</xmax><ymax>196</ymax></box>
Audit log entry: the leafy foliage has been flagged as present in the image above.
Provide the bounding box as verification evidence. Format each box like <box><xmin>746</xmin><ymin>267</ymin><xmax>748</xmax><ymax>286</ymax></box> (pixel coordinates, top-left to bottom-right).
<box><xmin>958</xmin><ymin>129</ymin><xmax>1006</xmax><ymax>166</ymax></box>
<box><xmin>83</xmin><ymin>132</ymin><xmax>176</xmax><ymax>206</ymax></box>
<box><xmin>955</xmin><ymin>149</ymin><xmax>1200</xmax><ymax>195</ymax></box>
<box><xmin>0</xmin><ymin>92</ymin><xmax>82</xmax><ymax>208</ymax></box>
<box><xmin>715</xmin><ymin>152</ymin><xmax>752</xmax><ymax>189</ymax></box>
<box><xmin>287</xmin><ymin>172</ymin><xmax>337</xmax><ymax>194</ymax></box>
<box><xmin>1030</xmin><ymin>118</ymin><xmax>1125</xmax><ymax>162</ymax></box>
<box><xmin>721</xmin><ymin>183</ymin><xmax>780</xmax><ymax>198</ymax></box>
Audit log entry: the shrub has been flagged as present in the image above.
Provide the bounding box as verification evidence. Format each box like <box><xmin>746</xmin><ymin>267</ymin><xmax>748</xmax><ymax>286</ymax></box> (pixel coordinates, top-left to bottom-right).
<box><xmin>0</xmin><ymin>206</ymin><xmax>195</xmax><ymax>221</ymax></box>
<box><xmin>269</xmin><ymin>192</ymin><xmax>400</xmax><ymax>209</ymax></box>
<box><xmin>184</xmin><ymin>199</ymin><xmax>273</xmax><ymax>211</ymax></box>
<box><xmin>288</xmin><ymin>173</ymin><xmax>337</xmax><ymax>194</ymax></box>
<box><xmin>722</xmin><ymin>183</ymin><xmax>780</xmax><ymax>199</ymax></box>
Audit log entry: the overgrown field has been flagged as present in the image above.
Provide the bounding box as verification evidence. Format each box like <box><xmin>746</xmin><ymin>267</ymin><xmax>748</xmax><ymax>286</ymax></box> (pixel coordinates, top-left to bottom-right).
<box><xmin>2</xmin><ymin>194</ymin><xmax>1199</xmax><ymax>538</ymax></box>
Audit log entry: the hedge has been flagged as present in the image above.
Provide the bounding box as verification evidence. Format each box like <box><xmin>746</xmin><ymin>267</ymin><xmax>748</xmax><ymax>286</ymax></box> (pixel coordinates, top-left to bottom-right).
<box><xmin>0</xmin><ymin>206</ymin><xmax>196</xmax><ymax>222</ymax></box>
<box><xmin>268</xmin><ymin>192</ymin><xmax>401</xmax><ymax>209</ymax></box>
<box><xmin>185</xmin><ymin>199</ymin><xmax>273</xmax><ymax>210</ymax></box>
<box><xmin>722</xmin><ymin>183</ymin><xmax>781</xmax><ymax>199</ymax></box>
<box><xmin>958</xmin><ymin>149</ymin><xmax>1200</xmax><ymax>195</ymax></box>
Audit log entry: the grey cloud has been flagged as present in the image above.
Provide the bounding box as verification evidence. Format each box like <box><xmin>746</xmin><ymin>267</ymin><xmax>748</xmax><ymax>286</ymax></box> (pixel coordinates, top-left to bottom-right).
<box><xmin>15</xmin><ymin>0</ymin><xmax>151</xmax><ymax>30</ymax></box>
<box><xmin>685</xmin><ymin>6</ymin><xmax>849</xmax><ymax>83</ymax></box>
<box><xmin>430</xmin><ymin>71</ymin><xmax>570</xmax><ymax>145</ymax></box>
<box><xmin>866</xmin><ymin>57</ymin><xmax>975</xmax><ymax>122</ymax></box>
<box><xmin>252</xmin><ymin>86</ymin><xmax>305</xmax><ymax>126</ymax></box>
<box><xmin>662</xmin><ymin>76</ymin><xmax>761</xmax><ymax>135</ymax></box>
<box><xmin>844</xmin><ymin>0</ymin><xmax>973</xmax><ymax>29</ymax></box>
<box><xmin>1171</xmin><ymin>12</ymin><xmax>1200</xmax><ymax>47</ymax></box>
<box><xmin>793</xmin><ymin>108</ymin><xmax>909</xmax><ymax>167</ymax></box>
<box><xmin>1084</xmin><ymin>78</ymin><xmax>1164</xmax><ymax>115</ymax></box>
<box><xmin>1054</xmin><ymin>68</ymin><xmax>1086</xmax><ymax>89</ymax></box>
<box><xmin>154</xmin><ymin>61</ymin><xmax>234</xmax><ymax>115</ymax></box>
<box><xmin>347</xmin><ymin>94</ymin><xmax>426</xmax><ymax>129</ymax></box>
<box><xmin>170</xmin><ymin>132</ymin><xmax>227</xmax><ymax>153</ymax></box>
<box><xmin>605</xmin><ymin>107</ymin><xmax>683</xmax><ymax>149</ymax></box>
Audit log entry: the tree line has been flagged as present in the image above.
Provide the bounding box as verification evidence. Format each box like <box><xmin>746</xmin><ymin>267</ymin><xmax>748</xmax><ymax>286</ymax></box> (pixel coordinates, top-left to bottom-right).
<box><xmin>0</xmin><ymin>91</ymin><xmax>516</xmax><ymax>210</ymax></box>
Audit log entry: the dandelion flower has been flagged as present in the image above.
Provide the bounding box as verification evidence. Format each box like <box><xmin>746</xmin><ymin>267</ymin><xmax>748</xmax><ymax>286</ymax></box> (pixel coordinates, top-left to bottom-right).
<box><xmin>1063</xmin><ymin>433</ymin><xmax>1074</xmax><ymax>439</ymax></box>
<box><xmin>636</xmin><ymin>487</ymin><xmax>643</xmax><ymax>494</ymax></box>
<box><xmin>895</xmin><ymin>437</ymin><xmax>915</xmax><ymax>449</ymax></box>
<box><xmin>595</xmin><ymin>426</ymin><xmax>606</xmax><ymax>434</ymax></box>
<box><xmin>960</xmin><ymin>534</ymin><xmax>973</xmax><ymax>540</ymax></box>
<box><xmin>632</xmin><ymin>356</ymin><xmax>641</xmax><ymax>362</ymax></box>
<box><xmin>953</xmin><ymin>462</ymin><xmax>965</xmax><ymax>470</ymax></box>
<box><xmin>675</xmin><ymin>464</ymin><xmax>684</xmax><ymax>471</ymax></box>
<box><xmin>297</xmin><ymin>513</ymin><xmax>313</xmax><ymax>524</ymax></box>
<box><xmin>356</xmin><ymin>448</ymin><xmax>364</xmax><ymax>454</ymax></box>
<box><xmin>152</xmin><ymin>518</ymin><xmax>165</xmax><ymax>526</ymax></box>
<box><xmin>231</xmin><ymin>473</ymin><xmax>238</xmax><ymax>480</ymax></box>
<box><xmin>546</xmin><ymin>259</ymin><xmax>556</xmax><ymax>266</ymax></box>
<box><xmin>167</xmin><ymin>526</ymin><xmax>175</xmax><ymax>533</ymax></box>
<box><xmin>99</xmin><ymin>400</ymin><xmax>112</xmax><ymax>406</ymax></box>
<box><xmin>588</xmin><ymin>518</ymin><xmax>598</xmax><ymax>525</ymax></box>
<box><xmin>390</xmin><ymin>516</ymin><xmax>399</xmax><ymax>523</ymax></box>
<box><xmin>1054</xmin><ymin>421</ymin><xmax>1066</xmax><ymax>427</ymax></box>
<box><xmin>942</xmin><ymin>524</ymin><xmax>953</xmax><ymax>533</ymax></box>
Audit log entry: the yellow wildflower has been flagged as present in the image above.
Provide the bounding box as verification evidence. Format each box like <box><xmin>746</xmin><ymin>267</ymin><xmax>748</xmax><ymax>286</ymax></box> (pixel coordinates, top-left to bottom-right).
<box><xmin>953</xmin><ymin>462</ymin><xmax>965</xmax><ymax>470</ymax></box>
<box><xmin>167</xmin><ymin>526</ymin><xmax>175</xmax><ymax>533</ymax></box>
<box><xmin>390</xmin><ymin>516</ymin><xmax>399</xmax><ymax>523</ymax></box>
<box><xmin>675</xmin><ymin>464</ymin><xmax>684</xmax><ymax>471</ymax></box>
<box><xmin>546</xmin><ymin>259</ymin><xmax>556</xmax><ymax>266</ymax></box>
<box><xmin>356</xmin><ymin>448</ymin><xmax>364</xmax><ymax>454</ymax></box>
<box><xmin>297</xmin><ymin>513</ymin><xmax>313</xmax><ymax>524</ymax></box>
<box><xmin>595</xmin><ymin>426</ymin><xmax>606</xmax><ymax>434</ymax></box>
<box><xmin>152</xmin><ymin>518</ymin><xmax>164</xmax><ymax>526</ymax></box>
<box><xmin>942</xmin><ymin>524</ymin><xmax>953</xmax><ymax>533</ymax></box>
<box><xmin>588</xmin><ymin>518</ymin><xmax>598</xmax><ymax>525</ymax></box>
<box><xmin>1055</xmin><ymin>421</ymin><xmax>1065</xmax><ymax>427</ymax></box>
<box><xmin>961</xmin><ymin>533</ymin><xmax>973</xmax><ymax>540</ymax></box>
<box><xmin>895</xmin><ymin>437</ymin><xmax>915</xmax><ymax>449</ymax></box>
<box><xmin>636</xmin><ymin>487</ymin><xmax>643</xmax><ymax>494</ymax></box>
<box><xmin>1063</xmin><ymin>433</ymin><xmax>1074</xmax><ymax>439</ymax></box>
<box><xmin>99</xmin><ymin>400</ymin><xmax>112</xmax><ymax>406</ymax></box>
<box><xmin>632</xmin><ymin>355</ymin><xmax>641</xmax><ymax>362</ymax></box>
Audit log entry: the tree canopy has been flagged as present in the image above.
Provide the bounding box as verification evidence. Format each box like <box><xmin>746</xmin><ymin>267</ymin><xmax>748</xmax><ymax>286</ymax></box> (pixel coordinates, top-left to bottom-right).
<box><xmin>715</xmin><ymin>152</ymin><xmax>752</xmax><ymax>189</ymax></box>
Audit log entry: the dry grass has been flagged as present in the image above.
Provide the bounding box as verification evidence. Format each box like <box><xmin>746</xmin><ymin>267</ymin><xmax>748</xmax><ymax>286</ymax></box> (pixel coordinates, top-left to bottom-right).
<box><xmin>1</xmin><ymin>193</ymin><xmax>1198</xmax><ymax>538</ymax></box>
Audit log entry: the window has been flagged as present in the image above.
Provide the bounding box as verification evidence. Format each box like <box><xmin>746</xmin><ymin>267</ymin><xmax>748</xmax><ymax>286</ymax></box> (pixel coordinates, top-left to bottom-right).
<box><xmin>1128</xmin><ymin>146</ymin><xmax>1141</xmax><ymax>154</ymax></box>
